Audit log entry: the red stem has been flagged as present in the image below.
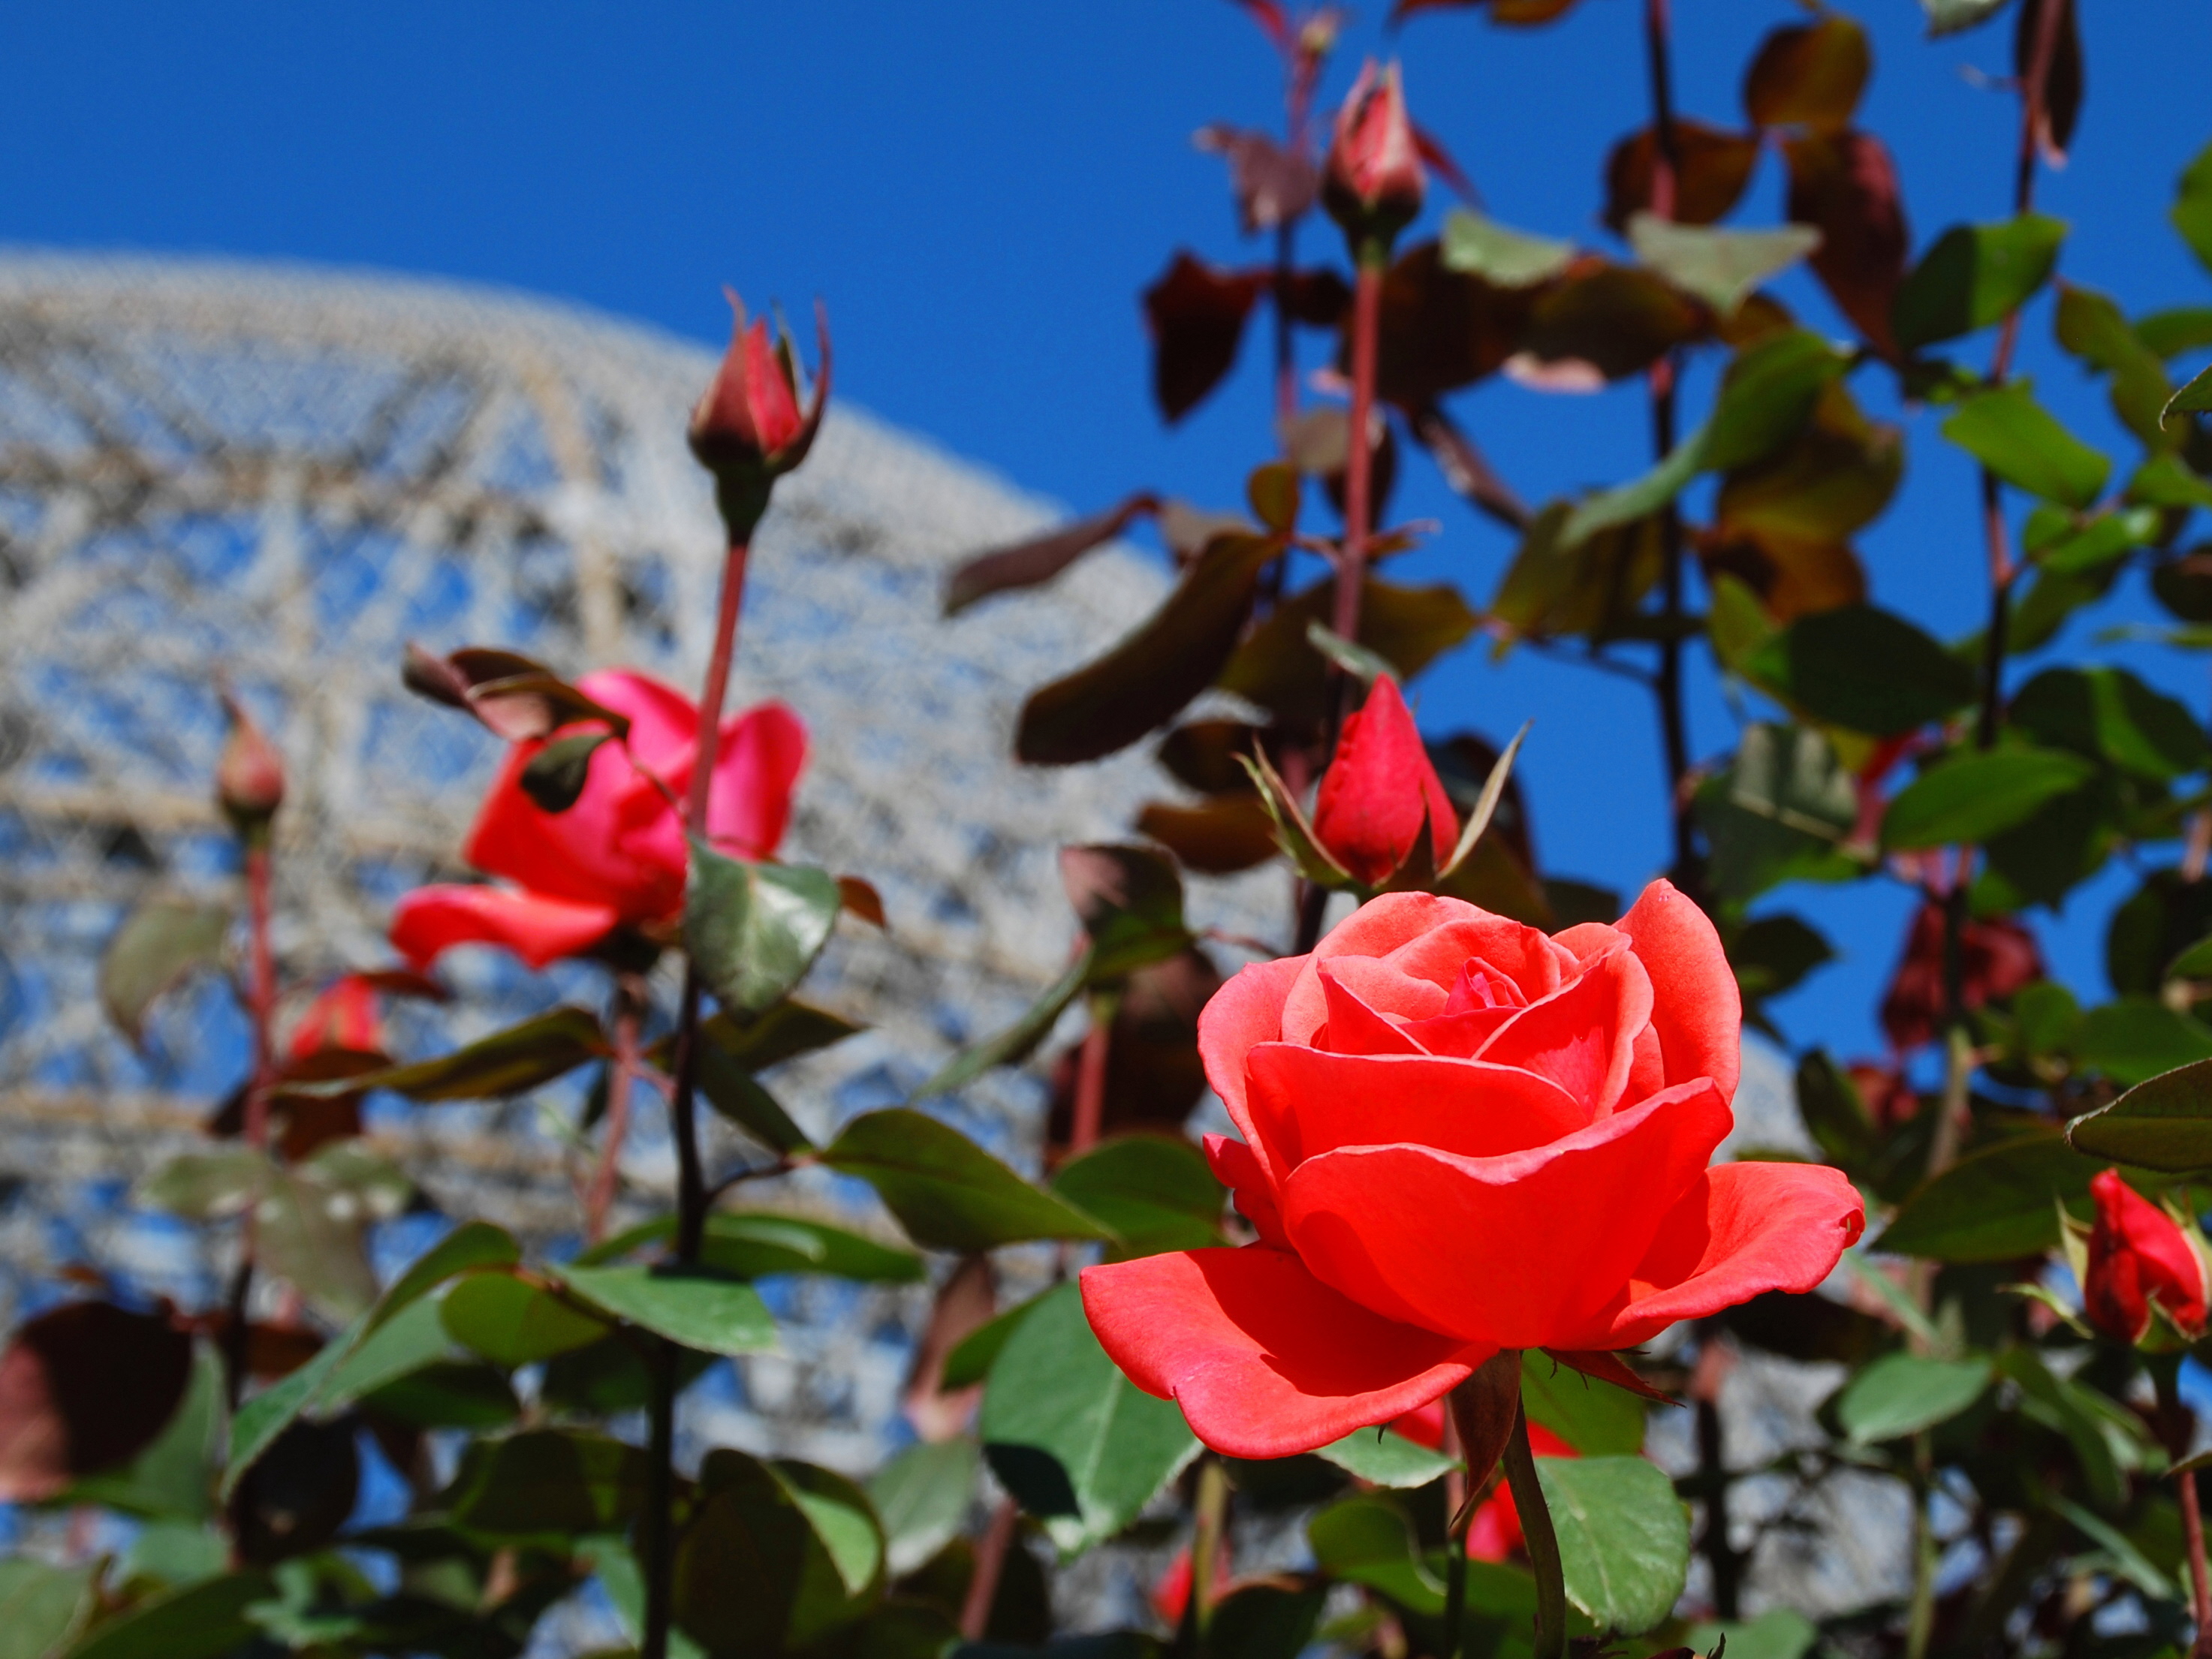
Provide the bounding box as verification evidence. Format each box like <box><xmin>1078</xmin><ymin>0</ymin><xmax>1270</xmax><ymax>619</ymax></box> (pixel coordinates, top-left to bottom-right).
<box><xmin>242</xmin><ymin>844</ymin><xmax>278</xmax><ymax>1151</ymax></box>
<box><xmin>583</xmin><ymin>984</ymin><xmax>643</xmax><ymax>1245</ymax></box>
<box><xmin>2183</xmin><ymin>1465</ymin><xmax>2212</xmax><ymax>1657</ymax></box>
<box><xmin>1331</xmin><ymin>257</ymin><xmax>1383</xmax><ymax>648</ymax></box>
<box><xmin>1070</xmin><ymin>1015</ymin><xmax>1110</xmax><ymax>1158</ymax></box>
<box><xmin>960</xmin><ymin>1496</ymin><xmax>1021</xmax><ymax>1640</ymax></box>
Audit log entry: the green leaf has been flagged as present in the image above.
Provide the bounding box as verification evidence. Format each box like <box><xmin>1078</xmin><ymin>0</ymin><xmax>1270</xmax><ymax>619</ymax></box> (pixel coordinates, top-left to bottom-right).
<box><xmin>1836</xmin><ymin>1353</ymin><xmax>1992</xmax><ymax>1443</ymax></box>
<box><xmin>1313</xmin><ymin>1427</ymin><xmax>1459</xmax><ymax>1490</ymax></box>
<box><xmin>2165</xmin><ymin>363</ymin><xmax>2212</xmax><ymax>430</ymax></box>
<box><xmin>1208</xmin><ymin>1585</ymin><xmax>1328</xmax><ymax>1659</ymax></box>
<box><xmin>1941</xmin><ymin>383</ymin><xmax>2109</xmax><ymax>509</ymax></box>
<box><xmin>2011</xmin><ymin>665</ymin><xmax>2210</xmax><ymax>778</ymax></box>
<box><xmin>357</xmin><ymin>1361</ymin><xmax>520</xmax><ymax>1431</ymax></box>
<box><xmin>868</xmin><ymin>1438</ymin><xmax>981</xmax><ymax>1578</ymax></box>
<box><xmin>1439</xmin><ymin>209</ymin><xmax>1577</xmax><ymax>288</ymax></box>
<box><xmin>1893</xmin><ymin>215</ymin><xmax>2067</xmax><ymax>351</ymax></box>
<box><xmin>978</xmin><ymin>1282</ymin><xmax>1201</xmax><ymax>1555</ymax></box>
<box><xmin>118</xmin><ymin>1522</ymin><xmax>228</xmax><ymax>1592</ymax></box>
<box><xmin>2138</xmin><ymin>306</ymin><xmax>2212</xmax><ymax>360</ymax></box>
<box><xmin>1308</xmin><ymin>1495</ymin><xmax>1446</xmax><ymax>1616</ymax></box>
<box><xmin>820</xmin><ymin>1109</ymin><xmax>1110</xmax><ymax>1252</ymax></box>
<box><xmin>1050</xmin><ymin>1134</ymin><xmax>1224</xmax><ymax>1257</ymax></box>
<box><xmin>64</xmin><ymin>1570</ymin><xmax>276</xmax><ymax>1659</ymax></box>
<box><xmin>675</xmin><ymin>1453</ymin><xmax>884</xmax><ymax>1653</ymax></box>
<box><xmin>2027</xmin><ymin>506</ymin><xmax>2160</xmax><ymax>576</ymax></box>
<box><xmin>556</xmin><ymin>1263</ymin><xmax>777</xmax><ymax>1357</ymax></box>
<box><xmin>0</xmin><ymin>1559</ymin><xmax>94</xmax><ymax>1659</ymax></box>
<box><xmin>1695</xmin><ymin>724</ymin><xmax>1862</xmax><ymax>905</ymax></box>
<box><xmin>1795</xmin><ymin>1049</ymin><xmax>1878</xmax><ymax>1167</ymax></box>
<box><xmin>223</xmin><ymin>1221</ymin><xmax>517</xmax><ymax>1496</ymax></box>
<box><xmin>2070</xmin><ymin>1052</ymin><xmax>2212</xmax><ymax>1170</ymax></box>
<box><xmin>1689</xmin><ymin>1610</ymin><xmax>1818</xmax><ymax>1659</ymax></box>
<box><xmin>1743</xmin><ymin>604</ymin><xmax>1977</xmax><ymax>736</ymax></box>
<box><xmin>917</xmin><ymin>950</ymin><xmax>1091</xmax><ymax>1099</ymax></box>
<box><xmin>1539</xmin><ymin>1456</ymin><xmax>1692</xmax><ymax>1636</ymax></box>
<box><xmin>2076</xmin><ymin>999</ymin><xmax>2212</xmax><ymax>1088</ymax></box>
<box><xmin>1918</xmin><ymin>0</ymin><xmax>2013</xmax><ymax>35</ymax></box>
<box><xmin>66</xmin><ymin>1346</ymin><xmax>225</xmax><ymax>1522</ymax></box>
<box><xmin>686</xmin><ymin>841</ymin><xmax>842</xmax><ymax>1019</ymax></box>
<box><xmin>440</xmin><ymin>1269</ymin><xmax>612</xmax><ymax>1366</ymax></box>
<box><xmin>318</xmin><ymin>1007</ymin><xmax>609</xmax><ymax>1101</ymax></box>
<box><xmin>1522</xmin><ymin>1350</ymin><xmax>1649</xmax><ymax>1456</ymax></box>
<box><xmin>695</xmin><ymin>1045</ymin><xmax>815</xmax><ymax>1153</ymax></box>
<box><xmin>1730</xmin><ymin>913</ymin><xmax>1834</xmax><ymax>1004</ymax></box>
<box><xmin>1304</xmin><ymin>621</ymin><xmax>1399</xmax><ymax>688</ymax></box>
<box><xmin>2174</xmin><ymin>139</ymin><xmax>2212</xmax><ymax>279</ymax></box>
<box><xmin>701</xmin><ymin>1000</ymin><xmax>864</xmax><ymax>1073</ymax></box>
<box><xmin>2055</xmin><ymin>1497</ymin><xmax>2177</xmax><ymax>1602</ymax></box>
<box><xmin>321</xmin><ymin>1296</ymin><xmax>457</xmax><ymax>1408</ymax></box>
<box><xmin>1628</xmin><ymin>215</ymin><xmax>1822</xmax><ymax>315</ymax></box>
<box><xmin>136</xmin><ymin>1148</ymin><xmax>267</xmax><ymax>1220</ymax></box>
<box><xmin>99</xmin><ymin>898</ymin><xmax>230</xmax><ymax>1045</ymax></box>
<box><xmin>1998</xmin><ymin>1350</ymin><xmax>2125</xmax><ymax>1512</ymax></box>
<box><xmin>583</xmin><ymin>1211</ymin><xmax>923</xmax><ymax>1283</ymax></box>
<box><xmin>254</xmin><ymin>1164</ymin><xmax>381</xmax><ymax>1323</ymax></box>
<box><xmin>2054</xmin><ymin>282</ymin><xmax>2175</xmax><ymax>448</ymax></box>
<box><xmin>1060</xmin><ymin>844</ymin><xmax>1193</xmax><ymax>979</ymax></box>
<box><xmin>517</xmin><ymin>730</ymin><xmax>611</xmax><ymax>812</ymax></box>
<box><xmin>1880</xmin><ymin>747</ymin><xmax>2096</xmax><ymax>851</ymax></box>
<box><xmin>942</xmin><ymin>1294</ymin><xmax>1047</xmax><ymax>1392</ymax></box>
<box><xmin>445</xmin><ymin>1429</ymin><xmax>649</xmax><ymax>1540</ymax></box>
<box><xmin>1877</xmin><ymin>1131</ymin><xmax>2102</xmax><ymax>1261</ymax></box>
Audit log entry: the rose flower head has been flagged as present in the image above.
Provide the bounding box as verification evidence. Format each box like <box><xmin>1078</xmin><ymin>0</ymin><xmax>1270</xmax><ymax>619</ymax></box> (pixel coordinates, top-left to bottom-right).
<box><xmin>215</xmin><ymin>691</ymin><xmax>286</xmax><ymax>837</ymax></box>
<box><xmin>689</xmin><ymin>290</ymin><xmax>830</xmax><ymax>539</ymax></box>
<box><xmin>391</xmin><ymin>670</ymin><xmax>804</xmax><ymax>971</ymax></box>
<box><xmin>1322</xmin><ymin>59</ymin><xmax>1424</xmax><ymax>247</ymax></box>
<box><xmin>1080</xmin><ymin>881</ymin><xmax>1865</xmax><ymax>1458</ymax></box>
<box><xmin>2075</xmin><ymin>1169</ymin><xmax>2209</xmax><ymax>1347</ymax></box>
<box><xmin>1311</xmin><ymin>676</ymin><xmax>1459</xmax><ymax>887</ymax></box>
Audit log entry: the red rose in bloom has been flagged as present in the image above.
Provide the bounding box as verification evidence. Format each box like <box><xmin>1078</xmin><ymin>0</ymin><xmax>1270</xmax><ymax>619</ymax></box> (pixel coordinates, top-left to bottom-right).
<box><xmin>2082</xmin><ymin>1169</ymin><xmax>2209</xmax><ymax>1346</ymax></box>
<box><xmin>1312</xmin><ymin>676</ymin><xmax>1458</xmax><ymax>887</ymax></box>
<box><xmin>1879</xmin><ymin>902</ymin><xmax>2041</xmax><ymax>1053</ymax></box>
<box><xmin>391</xmin><ymin>670</ymin><xmax>805</xmax><ymax>970</ymax></box>
<box><xmin>1080</xmin><ymin>881</ymin><xmax>1865</xmax><ymax>1458</ymax></box>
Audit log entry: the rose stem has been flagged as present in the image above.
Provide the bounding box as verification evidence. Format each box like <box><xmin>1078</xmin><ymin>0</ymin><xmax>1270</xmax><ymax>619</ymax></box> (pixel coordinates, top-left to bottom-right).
<box><xmin>1501</xmin><ymin>1402</ymin><xmax>1566</xmax><ymax>1659</ymax></box>
<box><xmin>583</xmin><ymin>974</ymin><xmax>646</xmax><ymax>1245</ymax></box>
<box><xmin>2153</xmin><ymin>1360</ymin><xmax>2212</xmax><ymax>1657</ymax></box>
<box><xmin>1186</xmin><ymin>1455</ymin><xmax>1232</xmax><ymax>1648</ymax></box>
<box><xmin>1329</xmin><ymin>245</ymin><xmax>1383</xmax><ymax>667</ymax></box>
<box><xmin>222</xmin><ymin>830</ymin><xmax>281</xmax><ymax>1412</ymax></box>
<box><xmin>640</xmin><ymin>532</ymin><xmax>752</xmax><ymax>1659</ymax></box>
<box><xmin>1904</xmin><ymin>1435</ymin><xmax>1937</xmax><ymax>1659</ymax></box>
<box><xmin>1635</xmin><ymin>0</ymin><xmax>1700</xmax><ymax>901</ymax></box>
<box><xmin>1932</xmin><ymin>0</ymin><xmax>2067</xmax><ymax>1198</ymax></box>
<box><xmin>960</xmin><ymin>1496</ymin><xmax>1021</xmax><ymax>1641</ymax></box>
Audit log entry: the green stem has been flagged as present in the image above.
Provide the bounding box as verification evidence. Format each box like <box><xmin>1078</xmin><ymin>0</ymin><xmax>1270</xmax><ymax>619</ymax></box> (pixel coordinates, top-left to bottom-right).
<box><xmin>1905</xmin><ymin>1435</ymin><xmax>1936</xmax><ymax>1659</ymax></box>
<box><xmin>1501</xmin><ymin>1403</ymin><xmax>1566</xmax><ymax>1659</ymax></box>
<box><xmin>1442</xmin><ymin>1531</ymin><xmax>1469</xmax><ymax>1659</ymax></box>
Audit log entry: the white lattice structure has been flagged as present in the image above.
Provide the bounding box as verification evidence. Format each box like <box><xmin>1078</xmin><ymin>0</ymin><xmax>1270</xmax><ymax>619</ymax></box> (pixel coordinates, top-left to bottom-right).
<box><xmin>0</xmin><ymin>250</ymin><xmax>1290</xmax><ymax>1473</ymax></box>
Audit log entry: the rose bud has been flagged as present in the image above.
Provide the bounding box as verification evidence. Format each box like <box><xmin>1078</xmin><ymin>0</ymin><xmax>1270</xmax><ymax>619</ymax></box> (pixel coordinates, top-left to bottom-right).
<box><xmin>1311</xmin><ymin>676</ymin><xmax>1459</xmax><ymax>887</ymax></box>
<box><xmin>215</xmin><ymin>692</ymin><xmax>286</xmax><ymax>839</ymax></box>
<box><xmin>2081</xmin><ymin>1169</ymin><xmax>2210</xmax><ymax>1347</ymax></box>
<box><xmin>688</xmin><ymin>290</ymin><xmax>830</xmax><ymax>540</ymax></box>
<box><xmin>1321</xmin><ymin>60</ymin><xmax>1424</xmax><ymax>249</ymax></box>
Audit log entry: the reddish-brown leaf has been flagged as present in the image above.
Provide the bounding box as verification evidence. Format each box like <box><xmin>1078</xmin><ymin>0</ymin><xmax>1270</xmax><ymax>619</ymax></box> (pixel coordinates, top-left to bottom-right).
<box><xmin>1406</xmin><ymin>402</ymin><xmax>1532</xmax><ymax>532</ymax></box>
<box><xmin>0</xmin><ymin>1301</ymin><xmax>193</xmax><ymax>1501</ymax></box>
<box><xmin>1156</xmin><ymin>720</ymin><xmax>1268</xmax><ymax>796</ymax></box>
<box><xmin>1514</xmin><ymin>259</ymin><xmax>1707</xmax><ymax>383</ymax></box>
<box><xmin>1391</xmin><ymin>0</ymin><xmax>1582</xmax><ymax>24</ymax></box>
<box><xmin>1219</xmin><ymin>576</ymin><xmax>1479</xmax><ymax>736</ymax></box>
<box><xmin>1143</xmin><ymin>253</ymin><xmax>1270</xmax><ymax>423</ymax></box>
<box><xmin>1743</xmin><ymin>15</ymin><xmax>1872</xmax><ymax>134</ymax></box>
<box><xmin>1017</xmin><ymin>532</ymin><xmax>1284</xmax><ymax>765</ymax></box>
<box><xmin>2015</xmin><ymin>0</ymin><xmax>2082</xmax><ymax>164</ymax></box>
<box><xmin>1372</xmin><ymin>241</ymin><xmax>1535</xmax><ymax>407</ymax></box>
<box><xmin>1783</xmin><ymin>130</ymin><xmax>1909</xmax><ymax>358</ymax></box>
<box><xmin>1136</xmin><ymin>795</ymin><xmax>1282</xmax><ymax>875</ymax></box>
<box><xmin>1280</xmin><ymin>267</ymin><xmax>1354</xmax><ymax>328</ymax></box>
<box><xmin>1603</xmin><ymin>120</ymin><xmax>1762</xmax><ymax>233</ymax></box>
<box><xmin>1195</xmin><ymin>125</ymin><xmax>1319</xmax><ymax>234</ymax></box>
<box><xmin>1047</xmin><ymin>949</ymin><xmax>1225</xmax><ymax>1155</ymax></box>
<box><xmin>943</xmin><ymin>493</ymin><xmax>1161</xmax><ymax>617</ymax></box>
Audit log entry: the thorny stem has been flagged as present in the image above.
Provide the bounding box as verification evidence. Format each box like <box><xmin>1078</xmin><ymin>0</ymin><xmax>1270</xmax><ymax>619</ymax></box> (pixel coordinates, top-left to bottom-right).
<box><xmin>1501</xmin><ymin>1404</ymin><xmax>1566</xmax><ymax>1659</ymax></box>
<box><xmin>1906</xmin><ymin>1436</ymin><xmax>1938</xmax><ymax>1659</ymax></box>
<box><xmin>962</xmin><ymin>1496</ymin><xmax>1021</xmax><ymax>1640</ymax></box>
<box><xmin>1331</xmin><ymin>251</ymin><xmax>1385</xmax><ymax>663</ymax></box>
<box><xmin>642</xmin><ymin>534</ymin><xmax>753</xmax><ymax>1659</ymax></box>
<box><xmin>2153</xmin><ymin>1362</ymin><xmax>2212</xmax><ymax>1658</ymax></box>
<box><xmin>223</xmin><ymin>839</ymin><xmax>280</xmax><ymax>1410</ymax></box>
<box><xmin>1639</xmin><ymin>0</ymin><xmax>1699</xmax><ymax>900</ymax></box>
<box><xmin>583</xmin><ymin>979</ymin><xmax>646</xmax><ymax>1245</ymax></box>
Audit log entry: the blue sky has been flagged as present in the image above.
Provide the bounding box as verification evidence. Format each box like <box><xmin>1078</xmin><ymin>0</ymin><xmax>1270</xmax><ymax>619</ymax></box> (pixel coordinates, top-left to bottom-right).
<box><xmin>7</xmin><ymin>1</ymin><xmax>2212</xmax><ymax>1061</ymax></box>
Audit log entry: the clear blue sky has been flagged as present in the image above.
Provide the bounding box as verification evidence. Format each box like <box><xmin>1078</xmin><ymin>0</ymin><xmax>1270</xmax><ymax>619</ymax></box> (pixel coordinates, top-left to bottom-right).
<box><xmin>8</xmin><ymin>2</ymin><xmax>2211</xmax><ymax>1062</ymax></box>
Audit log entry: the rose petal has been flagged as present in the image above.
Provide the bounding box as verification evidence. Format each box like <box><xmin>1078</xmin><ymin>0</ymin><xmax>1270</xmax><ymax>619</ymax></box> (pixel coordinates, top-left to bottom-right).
<box><xmin>1617</xmin><ymin>880</ymin><xmax>1741</xmax><ymax>1100</ymax></box>
<box><xmin>1279</xmin><ymin>1080</ymin><xmax>1732</xmax><ymax>1347</ymax></box>
<box><xmin>1248</xmin><ymin>1045</ymin><xmax>1590</xmax><ymax>1173</ymax></box>
<box><xmin>1595</xmin><ymin>1161</ymin><xmax>1867</xmax><ymax>1348</ymax></box>
<box><xmin>704</xmin><ymin>701</ymin><xmax>808</xmax><ymax>861</ymax></box>
<box><xmin>465</xmin><ymin>736</ymin><xmax>684</xmax><ymax>919</ymax></box>
<box><xmin>1203</xmin><ymin>1134</ymin><xmax>1288</xmax><ymax>1248</ymax></box>
<box><xmin>1198</xmin><ymin>955</ymin><xmax>1305</xmax><ymax>1184</ymax></box>
<box><xmin>1476</xmin><ymin>946</ymin><xmax>1654</xmax><ymax>1118</ymax></box>
<box><xmin>1549</xmin><ymin>922</ymin><xmax>1626</xmax><ymax>967</ymax></box>
<box><xmin>390</xmin><ymin>885</ymin><xmax>619</xmax><ymax>971</ymax></box>
<box><xmin>1317</xmin><ymin>962</ymin><xmax>1442</xmax><ymax>1049</ymax></box>
<box><xmin>1282</xmin><ymin>894</ymin><xmax>1490</xmax><ymax>1040</ymax></box>
<box><xmin>577</xmin><ymin>669</ymin><xmax>701</xmax><ymax>775</ymax></box>
<box><xmin>1079</xmin><ymin>1246</ymin><xmax>1490</xmax><ymax>1459</ymax></box>
<box><xmin>1445</xmin><ymin>961</ymin><xmax>1529</xmax><ymax>1013</ymax></box>
<box><xmin>1390</xmin><ymin>920</ymin><xmax>1572</xmax><ymax>1004</ymax></box>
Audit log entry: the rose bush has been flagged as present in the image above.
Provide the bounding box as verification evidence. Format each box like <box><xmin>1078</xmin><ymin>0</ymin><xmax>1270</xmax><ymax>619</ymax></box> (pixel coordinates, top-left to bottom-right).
<box><xmin>391</xmin><ymin>668</ymin><xmax>805</xmax><ymax>969</ymax></box>
<box><xmin>1082</xmin><ymin>880</ymin><xmax>1865</xmax><ymax>1456</ymax></box>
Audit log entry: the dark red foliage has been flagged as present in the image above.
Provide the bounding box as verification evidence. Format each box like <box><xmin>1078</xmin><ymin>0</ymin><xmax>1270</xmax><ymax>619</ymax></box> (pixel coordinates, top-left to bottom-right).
<box><xmin>0</xmin><ymin>1300</ymin><xmax>193</xmax><ymax>1501</ymax></box>
<box><xmin>1879</xmin><ymin>902</ymin><xmax>2043</xmax><ymax>1052</ymax></box>
<box><xmin>1144</xmin><ymin>254</ymin><xmax>1270</xmax><ymax>423</ymax></box>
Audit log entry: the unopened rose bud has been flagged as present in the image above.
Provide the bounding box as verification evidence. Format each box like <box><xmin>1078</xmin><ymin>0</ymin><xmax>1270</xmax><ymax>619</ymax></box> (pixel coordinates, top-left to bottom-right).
<box><xmin>215</xmin><ymin>692</ymin><xmax>285</xmax><ymax>839</ymax></box>
<box><xmin>688</xmin><ymin>290</ymin><xmax>830</xmax><ymax>541</ymax></box>
<box><xmin>1322</xmin><ymin>60</ymin><xmax>1424</xmax><ymax>253</ymax></box>
<box><xmin>2083</xmin><ymin>1169</ymin><xmax>2210</xmax><ymax>1347</ymax></box>
<box><xmin>1311</xmin><ymin>676</ymin><xmax>1457</xmax><ymax>886</ymax></box>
